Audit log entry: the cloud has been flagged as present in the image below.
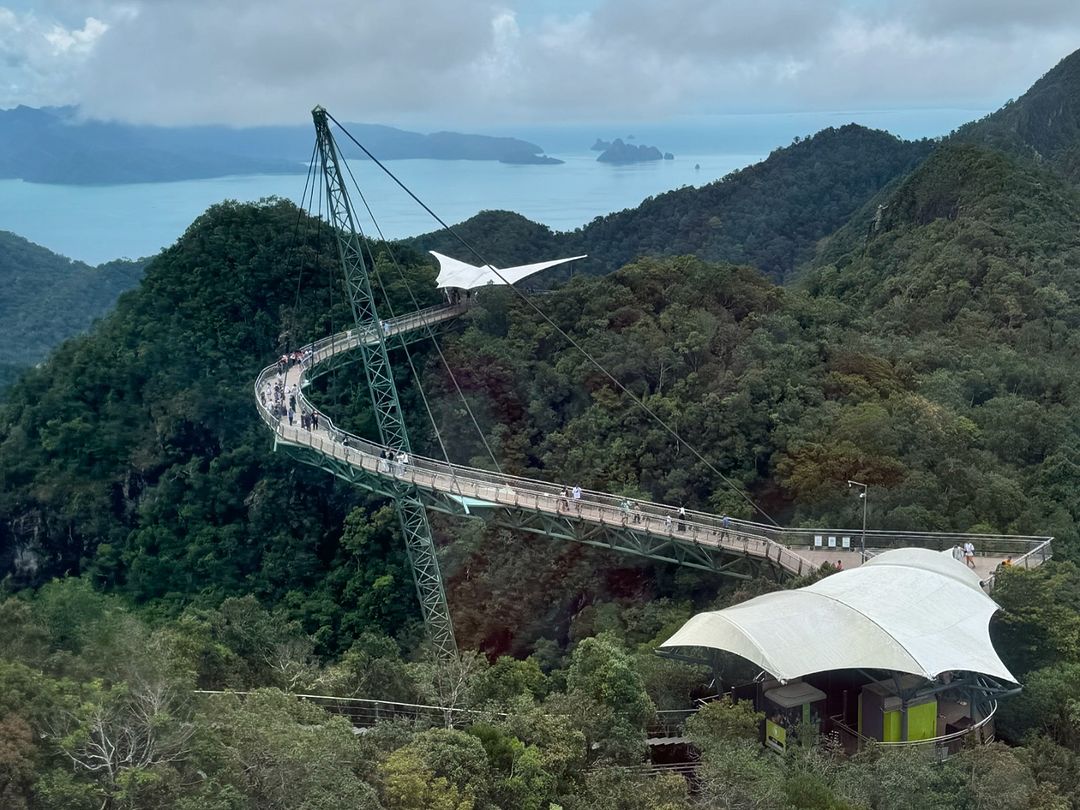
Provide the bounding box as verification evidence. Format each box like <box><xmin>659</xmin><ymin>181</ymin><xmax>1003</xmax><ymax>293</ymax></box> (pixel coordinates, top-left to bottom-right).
<box><xmin>0</xmin><ymin>7</ymin><xmax>107</xmax><ymax>107</ymax></box>
<box><xmin>3</xmin><ymin>0</ymin><xmax>1080</xmax><ymax>126</ymax></box>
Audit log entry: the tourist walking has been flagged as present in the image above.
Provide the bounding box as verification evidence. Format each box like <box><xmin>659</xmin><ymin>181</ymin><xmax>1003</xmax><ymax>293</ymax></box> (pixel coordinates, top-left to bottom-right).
<box><xmin>963</xmin><ymin>541</ymin><xmax>976</xmax><ymax>569</ymax></box>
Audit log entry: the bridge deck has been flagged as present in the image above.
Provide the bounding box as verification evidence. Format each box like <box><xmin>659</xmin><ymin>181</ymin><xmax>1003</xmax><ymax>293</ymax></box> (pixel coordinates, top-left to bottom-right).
<box><xmin>255</xmin><ymin>304</ymin><xmax>1052</xmax><ymax>582</ymax></box>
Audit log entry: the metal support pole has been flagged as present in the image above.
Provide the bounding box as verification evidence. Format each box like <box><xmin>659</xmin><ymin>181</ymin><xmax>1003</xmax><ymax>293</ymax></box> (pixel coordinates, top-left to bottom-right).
<box><xmin>312</xmin><ymin>106</ymin><xmax>457</xmax><ymax>661</ymax></box>
<box><xmin>848</xmin><ymin>479</ymin><xmax>868</xmax><ymax>561</ymax></box>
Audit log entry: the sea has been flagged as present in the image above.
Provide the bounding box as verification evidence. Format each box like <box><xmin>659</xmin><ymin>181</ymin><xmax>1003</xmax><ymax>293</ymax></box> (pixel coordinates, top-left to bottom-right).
<box><xmin>0</xmin><ymin>109</ymin><xmax>988</xmax><ymax>266</ymax></box>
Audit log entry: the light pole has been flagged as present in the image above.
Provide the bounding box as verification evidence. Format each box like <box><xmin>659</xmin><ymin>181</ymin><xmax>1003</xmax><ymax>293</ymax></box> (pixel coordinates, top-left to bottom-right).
<box><xmin>847</xmin><ymin>480</ymin><xmax>868</xmax><ymax>560</ymax></box>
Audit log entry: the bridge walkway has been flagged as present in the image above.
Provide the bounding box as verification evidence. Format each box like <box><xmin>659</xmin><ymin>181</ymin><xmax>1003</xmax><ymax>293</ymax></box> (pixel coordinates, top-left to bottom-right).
<box><xmin>255</xmin><ymin>303</ymin><xmax>1052</xmax><ymax>582</ymax></box>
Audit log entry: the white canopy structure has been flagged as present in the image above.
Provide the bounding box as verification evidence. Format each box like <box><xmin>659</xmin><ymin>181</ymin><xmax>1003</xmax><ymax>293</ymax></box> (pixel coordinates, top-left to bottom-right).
<box><xmin>430</xmin><ymin>251</ymin><xmax>587</xmax><ymax>290</ymax></box>
<box><xmin>659</xmin><ymin>548</ymin><xmax>1017</xmax><ymax>684</ymax></box>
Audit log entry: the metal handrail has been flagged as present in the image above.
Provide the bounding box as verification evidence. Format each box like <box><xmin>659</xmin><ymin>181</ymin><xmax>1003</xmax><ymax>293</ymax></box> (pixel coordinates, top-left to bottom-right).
<box><xmin>828</xmin><ymin>699</ymin><xmax>997</xmax><ymax>755</ymax></box>
<box><xmin>193</xmin><ymin>689</ymin><xmax>505</xmax><ymax>730</ymax></box>
<box><xmin>982</xmin><ymin>537</ymin><xmax>1054</xmax><ymax>590</ymax></box>
<box><xmin>255</xmin><ymin>305</ymin><xmax>1053</xmax><ymax>577</ymax></box>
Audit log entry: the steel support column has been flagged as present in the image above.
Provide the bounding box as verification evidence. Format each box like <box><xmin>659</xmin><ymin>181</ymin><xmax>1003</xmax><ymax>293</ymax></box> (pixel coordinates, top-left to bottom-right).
<box><xmin>312</xmin><ymin>106</ymin><xmax>456</xmax><ymax>660</ymax></box>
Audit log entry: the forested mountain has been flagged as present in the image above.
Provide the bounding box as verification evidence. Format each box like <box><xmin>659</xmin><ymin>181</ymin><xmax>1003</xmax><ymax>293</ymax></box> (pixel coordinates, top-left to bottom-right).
<box><xmin>0</xmin><ymin>201</ymin><xmax>436</xmax><ymax>652</ymax></box>
<box><xmin>792</xmin><ymin>142</ymin><xmax>1080</xmax><ymax>543</ymax></box>
<box><xmin>954</xmin><ymin>48</ymin><xmax>1080</xmax><ymax>183</ymax></box>
<box><xmin>5</xmin><ymin>49</ymin><xmax>1080</xmax><ymax>809</ymax></box>
<box><xmin>3</xmin><ymin>197</ymin><xmax>1080</xmax><ymax>808</ymax></box>
<box><xmin>0</xmin><ymin>231</ymin><xmax>145</xmax><ymax>392</ymax></box>
<box><xmin>411</xmin><ymin>124</ymin><xmax>934</xmax><ymax>283</ymax></box>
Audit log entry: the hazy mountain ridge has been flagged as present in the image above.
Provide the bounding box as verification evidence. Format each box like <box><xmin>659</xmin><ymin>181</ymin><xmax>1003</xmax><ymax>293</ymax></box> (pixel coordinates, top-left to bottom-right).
<box><xmin>0</xmin><ymin>106</ymin><xmax>559</xmax><ymax>185</ymax></box>
<box><xmin>0</xmin><ymin>231</ymin><xmax>145</xmax><ymax>390</ymax></box>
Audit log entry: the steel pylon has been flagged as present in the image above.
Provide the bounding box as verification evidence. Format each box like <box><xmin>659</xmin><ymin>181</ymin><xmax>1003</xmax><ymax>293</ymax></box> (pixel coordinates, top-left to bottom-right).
<box><xmin>312</xmin><ymin>106</ymin><xmax>457</xmax><ymax>660</ymax></box>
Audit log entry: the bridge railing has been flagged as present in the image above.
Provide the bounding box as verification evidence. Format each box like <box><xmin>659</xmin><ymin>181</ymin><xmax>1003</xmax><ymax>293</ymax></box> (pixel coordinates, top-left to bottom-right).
<box><xmin>828</xmin><ymin>700</ymin><xmax>998</xmax><ymax>760</ymax></box>
<box><xmin>258</xmin><ymin>355</ymin><xmax>813</xmax><ymax>574</ymax></box>
<box><xmin>982</xmin><ymin>537</ymin><xmax>1054</xmax><ymax>590</ymax></box>
<box><xmin>759</xmin><ymin>527</ymin><xmax>1050</xmax><ymax>558</ymax></box>
<box><xmin>255</xmin><ymin>308</ymin><xmax>1052</xmax><ymax>578</ymax></box>
<box><xmin>194</xmin><ymin>690</ymin><xmax>497</xmax><ymax>729</ymax></box>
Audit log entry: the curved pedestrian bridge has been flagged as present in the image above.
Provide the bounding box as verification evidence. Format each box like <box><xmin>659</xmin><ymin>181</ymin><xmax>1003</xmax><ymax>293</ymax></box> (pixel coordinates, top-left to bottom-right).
<box><xmin>255</xmin><ymin>303</ymin><xmax>1052</xmax><ymax>582</ymax></box>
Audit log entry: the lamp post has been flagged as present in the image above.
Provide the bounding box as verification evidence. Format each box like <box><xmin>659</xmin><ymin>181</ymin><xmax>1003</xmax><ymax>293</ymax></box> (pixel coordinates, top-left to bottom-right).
<box><xmin>847</xmin><ymin>480</ymin><xmax>868</xmax><ymax>560</ymax></box>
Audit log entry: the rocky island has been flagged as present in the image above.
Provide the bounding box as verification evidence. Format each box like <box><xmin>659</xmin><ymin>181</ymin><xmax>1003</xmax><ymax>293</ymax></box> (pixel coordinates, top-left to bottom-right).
<box><xmin>595</xmin><ymin>137</ymin><xmax>673</xmax><ymax>163</ymax></box>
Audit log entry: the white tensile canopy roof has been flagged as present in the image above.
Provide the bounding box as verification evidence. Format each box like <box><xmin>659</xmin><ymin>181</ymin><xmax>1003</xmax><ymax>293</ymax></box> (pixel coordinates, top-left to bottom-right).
<box><xmin>659</xmin><ymin>548</ymin><xmax>1017</xmax><ymax>684</ymax></box>
<box><xmin>431</xmin><ymin>251</ymin><xmax>587</xmax><ymax>290</ymax></box>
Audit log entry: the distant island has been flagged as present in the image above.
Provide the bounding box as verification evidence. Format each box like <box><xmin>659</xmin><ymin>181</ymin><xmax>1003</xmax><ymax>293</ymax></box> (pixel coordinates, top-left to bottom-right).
<box><xmin>500</xmin><ymin>153</ymin><xmax>564</xmax><ymax>165</ymax></box>
<box><xmin>0</xmin><ymin>106</ymin><xmax>562</xmax><ymax>185</ymax></box>
<box><xmin>595</xmin><ymin>137</ymin><xmax>674</xmax><ymax>164</ymax></box>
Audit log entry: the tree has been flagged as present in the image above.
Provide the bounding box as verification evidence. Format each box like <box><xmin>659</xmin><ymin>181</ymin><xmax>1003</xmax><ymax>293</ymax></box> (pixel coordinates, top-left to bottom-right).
<box><xmin>468</xmin><ymin>723</ymin><xmax>557</xmax><ymax>810</ymax></box>
<box><xmin>47</xmin><ymin>677</ymin><xmax>194</xmax><ymax>809</ymax></box>
<box><xmin>192</xmin><ymin>689</ymin><xmax>378</xmax><ymax>810</ymax></box>
<box><xmin>992</xmin><ymin>564</ymin><xmax>1080</xmax><ymax>677</ymax></box>
<box><xmin>564</xmin><ymin>634</ymin><xmax>655</xmax><ymax>764</ymax></box>
<box><xmin>379</xmin><ymin>728</ymin><xmax>492</xmax><ymax>810</ymax></box>
<box><xmin>997</xmin><ymin>662</ymin><xmax>1080</xmax><ymax>749</ymax></box>
<box><xmin>559</xmin><ymin>766</ymin><xmax>690</xmax><ymax>810</ymax></box>
<box><xmin>684</xmin><ymin>697</ymin><xmax>762</xmax><ymax>749</ymax></box>
<box><xmin>0</xmin><ymin>714</ymin><xmax>35</xmax><ymax>810</ymax></box>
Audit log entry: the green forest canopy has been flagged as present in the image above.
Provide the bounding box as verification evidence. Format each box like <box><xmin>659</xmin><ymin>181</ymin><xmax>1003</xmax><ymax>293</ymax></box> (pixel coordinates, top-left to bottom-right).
<box><xmin>4</xmin><ymin>45</ymin><xmax>1080</xmax><ymax>810</ymax></box>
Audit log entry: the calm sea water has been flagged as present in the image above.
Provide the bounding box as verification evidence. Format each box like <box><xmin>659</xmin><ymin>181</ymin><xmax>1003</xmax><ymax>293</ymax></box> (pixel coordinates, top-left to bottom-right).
<box><xmin>0</xmin><ymin>151</ymin><xmax>756</xmax><ymax>265</ymax></box>
<box><xmin>0</xmin><ymin>109</ymin><xmax>988</xmax><ymax>266</ymax></box>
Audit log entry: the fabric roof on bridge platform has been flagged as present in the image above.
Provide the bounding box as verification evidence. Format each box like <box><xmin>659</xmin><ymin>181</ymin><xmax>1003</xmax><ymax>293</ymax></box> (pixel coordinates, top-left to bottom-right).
<box><xmin>430</xmin><ymin>251</ymin><xmax>587</xmax><ymax>290</ymax></box>
<box><xmin>659</xmin><ymin>548</ymin><xmax>1017</xmax><ymax>684</ymax></box>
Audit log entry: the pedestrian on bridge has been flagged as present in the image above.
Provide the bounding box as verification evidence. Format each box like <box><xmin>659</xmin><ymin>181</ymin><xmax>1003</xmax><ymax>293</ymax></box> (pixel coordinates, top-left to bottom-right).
<box><xmin>678</xmin><ymin>506</ymin><xmax>687</xmax><ymax>532</ymax></box>
<box><xmin>572</xmin><ymin>485</ymin><xmax>582</xmax><ymax>512</ymax></box>
<box><xmin>620</xmin><ymin>499</ymin><xmax>631</xmax><ymax>524</ymax></box>
<box><xmin>964</xmin><ymin>541</ymin><xmax>976</xmax><ymax>569</ymax></box>
<box><xmin>558</xmin><ymin>487</ymin><xmax>569</xmax><ymax>512</ymax></box>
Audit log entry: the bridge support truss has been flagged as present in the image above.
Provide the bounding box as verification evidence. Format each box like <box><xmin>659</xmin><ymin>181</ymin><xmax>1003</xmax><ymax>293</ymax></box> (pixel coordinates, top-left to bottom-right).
<box><xmin>277</xmin><ymin>442</ymin><xmax>773</xmax><ymax>581</ymax></box>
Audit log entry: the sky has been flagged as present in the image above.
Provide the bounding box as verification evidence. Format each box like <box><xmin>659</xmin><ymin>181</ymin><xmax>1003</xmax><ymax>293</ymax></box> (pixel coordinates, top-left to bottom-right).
<box><xmin>2</xmin><ymin>0</ymin><xmax>1079</xmax><ymax>129</ymax></box>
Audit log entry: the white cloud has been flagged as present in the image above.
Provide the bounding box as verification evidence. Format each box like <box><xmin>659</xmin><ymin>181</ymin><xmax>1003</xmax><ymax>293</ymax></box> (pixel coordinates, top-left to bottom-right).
<box><xmin>0</xmin><ymin>7</ymin><xmax>107</xmax><ymax>106</ymax></box>
<box><xmin>2</xmin><ymin>0</ymin><xmax>1080</xmax><ymax>125</ymax></box>
<box><xmin>44</xmin><ymin>15</ymin><xmax>106</xmax><ymax>54</ymax></box>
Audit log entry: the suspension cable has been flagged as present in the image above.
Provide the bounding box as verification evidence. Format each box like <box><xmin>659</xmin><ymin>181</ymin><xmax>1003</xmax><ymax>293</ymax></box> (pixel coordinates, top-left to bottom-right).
<box><xmin>340</xmin><ymin>155</ymin><xmax>504</xmax><ymax>475</ymax></box>
<box><xmin>290</xmin><ymin>141</ymin><xmax>320</xmax><ymax>319</ymax></box>
<box><xmin>335</xmin><ymin>164</ymin><xmax>460</xmax><ymax>485</ymax></box>
<box><xmin>326</xmin><ymin>112</ymin><xmax>776</xmax><ymax>525</ymax></box>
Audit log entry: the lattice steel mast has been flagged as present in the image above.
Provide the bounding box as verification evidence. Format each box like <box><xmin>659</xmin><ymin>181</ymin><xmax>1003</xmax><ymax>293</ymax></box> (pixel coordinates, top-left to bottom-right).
<box><xmin>312</xmin><ymin>105</ymin><xmax>457</xmax><ymax>659</ymax></box>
